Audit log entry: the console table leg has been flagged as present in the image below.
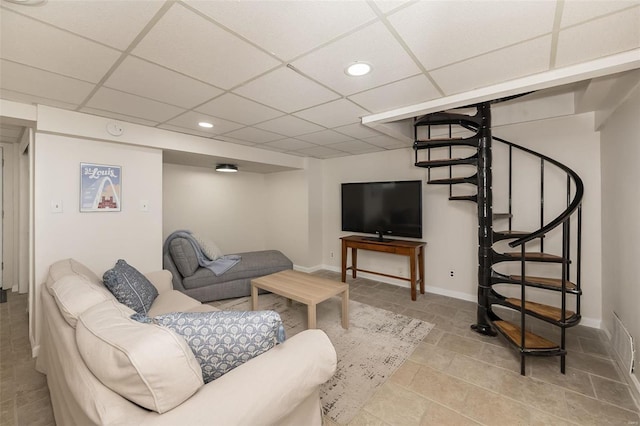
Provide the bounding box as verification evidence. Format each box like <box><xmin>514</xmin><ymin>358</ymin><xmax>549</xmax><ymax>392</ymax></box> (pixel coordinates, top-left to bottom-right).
<box><xmin>341</xmin><ymin>240</ymin><xmax>347</xmax><ymax>282</ymax></box>
<box><xmin>419</xmin><ymin>247</ymin><xmax>425</xmax><ymax>295</ymax></box>
<box><xmin>410</xmin><ymin>252</ymin><xmax>417</xmax><ymax>301</ymax></box>
<box><xmin>352</xmin><ymin>249</ymin><xmax>358</xmax><ymax>279</ymax></box>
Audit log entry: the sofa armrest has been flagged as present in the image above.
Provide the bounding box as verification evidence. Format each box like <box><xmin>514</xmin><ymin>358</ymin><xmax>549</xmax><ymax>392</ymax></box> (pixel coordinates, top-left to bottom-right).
<box><xmin>139</xmin><ymin>329</ymin><xmax>337</xmax><ymax>426</ymax></box>
<box><xmin>144</xmin><ymin>270</ymin><xmax>174</xmax><ymax>294</ymax></box>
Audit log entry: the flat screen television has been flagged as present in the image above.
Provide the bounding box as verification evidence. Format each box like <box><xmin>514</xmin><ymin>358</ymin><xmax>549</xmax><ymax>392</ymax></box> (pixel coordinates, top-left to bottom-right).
<box><xmin>341</xmin><ymin>180</ymin><xmax>422</xmax><ymax>240</ymax></box>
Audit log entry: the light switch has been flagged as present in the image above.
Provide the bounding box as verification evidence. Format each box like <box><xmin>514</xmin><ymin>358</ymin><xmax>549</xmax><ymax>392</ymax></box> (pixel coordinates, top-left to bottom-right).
<box><xmin>139</xmin><ymin>200</ymin><xmax>149</xmax><ymax>212</ymax></box>
<box><xmin>51</xmin><ymin>200</ymin><xmax>63</xmax><ymax>213</ymax></box>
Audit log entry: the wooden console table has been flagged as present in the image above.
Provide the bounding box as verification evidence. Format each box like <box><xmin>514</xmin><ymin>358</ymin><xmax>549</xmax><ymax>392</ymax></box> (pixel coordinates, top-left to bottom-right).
<box><xmin>340</xmin><ymin>235</ymin><xmax>426</xmax><ymax>301</ymax></box>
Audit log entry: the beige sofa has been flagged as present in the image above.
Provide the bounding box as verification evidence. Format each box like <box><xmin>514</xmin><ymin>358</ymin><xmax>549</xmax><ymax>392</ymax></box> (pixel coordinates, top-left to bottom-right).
<box><xmin>36</xmin><ymin>259</ymin><xmax>337</xmax><ymax>426</ymax></box>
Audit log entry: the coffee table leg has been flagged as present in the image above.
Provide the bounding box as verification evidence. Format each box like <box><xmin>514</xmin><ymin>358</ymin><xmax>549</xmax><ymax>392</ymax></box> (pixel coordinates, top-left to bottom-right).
<box><xmin>341</xmin><ymin>288</ymin><xmax>349</xmax><ymax>329</ymax></box>
<box><xmin>308</xmin><ymin>304</ymin><xmax>317</xmax><ymax>329</ymax></box>
<box><xmin>251</xmin><ymin>284</ymin><xmax>258</xmax><ymax>310</ymax></box>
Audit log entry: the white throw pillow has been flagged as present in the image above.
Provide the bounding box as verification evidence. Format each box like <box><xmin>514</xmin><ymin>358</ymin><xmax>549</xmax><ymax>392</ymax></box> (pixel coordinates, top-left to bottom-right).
<box><xmin>76</xmin><ymin>300</ymin><xmax>204</xmax><ymax>413</ymax></box>
<box><xmin>49</xmin><ymin>275</ymin><xmax>114</xmax><ymax>328</ymax></box>
<box><xmin>191</xmin><ymin>233</ymin><xmax>223</xmax><ymax>260</ymax></box>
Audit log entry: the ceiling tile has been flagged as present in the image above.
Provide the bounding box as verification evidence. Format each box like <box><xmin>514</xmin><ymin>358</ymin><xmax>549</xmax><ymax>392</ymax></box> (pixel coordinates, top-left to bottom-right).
<box><xmin>333</xmin><ymin>123</ymin><xmax>383</xmax><ymax>139</ymax></box>
<box><xmin>2</xmin><ymin>89</ymin><xmax>79</xmax><ymax>111</ymax></box>
<box><xmin>561</xmin><ymin>1</ymin><xmax>639</xmax><ymax>28</ymax></box>
<box><xmin>164</xmin><ymin>111</ymin><xmax>244</xmax><ymax>134</ymax></box>
<box><xmin>185</xmin><ymin>0</ymin><xmax>376</xmax><ymax>61</ymax></box>
<box><xmin>431</xmin><ymin>36</ymin><xmax>552</xmax><ymax>96</ymax></box>
<box><xmin>104</xmin><ymin>56</ymin><xmax>223</xmax><ymax>109</ymax></box>
<box><xmin>195</xmin><ymin>93</ymin><xmax>284</xmax><ymax>125</ymax></box>
<box><xmin>326</xmin><ymin>140</ymin><xmax>382</xmax><ymax>154</ymax></box>
<box><xmin>157</xmin><ymin>124</ymin><xmax>221</xmax><ymax>140</ymax></box>
<box><xmin>297</xmin><ymin>130</ymin><xmax>353</xmax><ymax>145</ymax></box>
<box><xmin>349</xmin><ymin>74</ymin><xmax>440</xmax><ymax>113</ymax></box>
<box><xmin>292</xmin><ymin>22</ymin><xmax>421</xmax><ymax>95</ymax></box>
<box><xmin>373</xmin><ymin>1</ymin><xmax>413</xmax><ymax>14</ymax></box>
<box><xmin>85</xmin><ymin>88</ymin><xmax>185</xmax><ymax>123</ymax></box>
<box><xmin>262</xmin><ymin>138</ymin><xmax>316</xmax><ymax>151</ymax></box>
<box><xmin>79</xmin><ymin>108</ymin><xmax>159</xmax><ymax>127</ymax></box>
<box><xmin>0</xmin><ymin>9</ymin><xmax>121</xmax><ymax>83</ymax></box>
<box><xmin>215</xmin><ymin>136</ymin><xmax>257</xmax><ymax>147</ymax></box>
<box><xmin>223</xmin><ymin>127</ymin><xmax>284</xmax><ymax>144</ymax></box>
<box><xmin>132</xmin><ymin>3</ymin><xmax>280</xmax><ymax>89</ymax></box>
<box><xmin>294</xmin><ymin>99</ymin><xmax>369</xmax><ymax>128</ymax></box>
<box><xmin>388</xmin><ymin>1</ymin><xmax>556</xmax><ymax>70</ymax></box>
<box><xmin>556</xmin><ymin>7</ymin><xmax>640</xmax><ymax>68</ymax></box>
<box><xmin>1</xmin><ymin>0</ymin><xmax>163</xmax><ymax>50</ymax></box>
<box><xmin>254</xmin><ymin>115</ymin><xmax>324</xmax><ymax>137</ymax></box>
<box><xmin>0</xmin><ymin>60</ymin><xmax>94</xmax><ymax>105</ymax></box>
<box><xmin>294</xmin><ymin>145</ymin><xmax>349</xmax><ymax>159</ymax></box>
<box><xmin>233</xmin><ymin>67</ymin><xmax>340</xmax><ymax>113</ymax></box>
<box><xmin>362</xmin><ymin>134</ymin><xmax>406</xmax><ymax>149</ymax></box>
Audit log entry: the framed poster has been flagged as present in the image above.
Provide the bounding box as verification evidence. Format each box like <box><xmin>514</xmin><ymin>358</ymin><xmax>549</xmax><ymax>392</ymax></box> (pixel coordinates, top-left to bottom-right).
<box><xmin>80</xmin><ymin>163</ymin><xmax>122</xmax><ymax>212</ymax></box>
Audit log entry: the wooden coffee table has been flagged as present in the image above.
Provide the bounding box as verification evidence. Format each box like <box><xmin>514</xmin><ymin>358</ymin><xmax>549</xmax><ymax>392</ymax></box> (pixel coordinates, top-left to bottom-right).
<box><xmin>251</xmin><ymin>270</ymin><xmax>349</xmax><ymax>329</ymax></box>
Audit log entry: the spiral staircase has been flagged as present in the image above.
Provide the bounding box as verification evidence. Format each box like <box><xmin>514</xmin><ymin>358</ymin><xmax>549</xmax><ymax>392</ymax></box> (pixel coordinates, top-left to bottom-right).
<box><xmin>413</xmin><ymin>100</ymin><xmax>583</xmax><ymax>375</ymax></box>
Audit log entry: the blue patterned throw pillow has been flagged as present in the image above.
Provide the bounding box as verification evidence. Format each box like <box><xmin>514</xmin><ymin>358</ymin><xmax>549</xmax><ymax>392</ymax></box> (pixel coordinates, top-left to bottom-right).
<box><xmin>103</xmin><ymin>260</ymin><xmax>158</xmax><ymax>315</ymax></box>
<box><xmin>132</xmin><ymin>310</ymin><xmax>286</xmax><ymax>383</ymax></box>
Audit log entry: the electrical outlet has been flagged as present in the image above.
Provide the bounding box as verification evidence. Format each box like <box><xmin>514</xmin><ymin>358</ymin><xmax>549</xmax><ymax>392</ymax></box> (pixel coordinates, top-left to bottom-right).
<box><xmin>330</xmin><ymin>251</ymin><xmax>334</xmax><ymax>258</ymax></box>
<box><xmin>450</xmin><ymin>270</ymin><xmax>454</xmax><ymax>277</ymax></box>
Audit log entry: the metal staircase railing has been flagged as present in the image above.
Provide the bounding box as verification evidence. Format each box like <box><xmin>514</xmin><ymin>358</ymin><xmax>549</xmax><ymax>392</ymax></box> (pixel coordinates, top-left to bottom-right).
<box><xmin>413</xmin><ymin>100</ymin><xmax>583</xmax><ymax>375</ymax></box>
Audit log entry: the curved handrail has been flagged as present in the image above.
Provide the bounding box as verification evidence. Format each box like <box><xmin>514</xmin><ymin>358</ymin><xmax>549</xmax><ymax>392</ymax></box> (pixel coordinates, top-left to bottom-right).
<box><xmin>490</xmin><ymin>135</ymin><xmax>584</xmax><ymax>248</ymax></box>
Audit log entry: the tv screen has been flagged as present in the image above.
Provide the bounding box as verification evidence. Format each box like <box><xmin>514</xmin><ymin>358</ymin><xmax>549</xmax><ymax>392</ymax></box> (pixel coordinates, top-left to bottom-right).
<box><xmin>341</xmin><ymin>180</ymin><xmax>422</xmax><ymax>239</ymax></box>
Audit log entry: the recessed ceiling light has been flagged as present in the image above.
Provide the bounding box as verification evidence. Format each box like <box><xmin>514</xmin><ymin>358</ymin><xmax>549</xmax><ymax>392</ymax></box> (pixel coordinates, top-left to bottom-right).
<box><xmin>216</xmin><ymin>164</ymin><xmax>238</xmax><ymax>173</ymax></box>
<box><xmin>198</xmin><ymin>121</ymin><xmax>214</xmax><ymax>128</ymax></box>
<box><xmin>345</xmin><ymin>62</ymin><xmax>372</xmax><ymax>77</ymax></box>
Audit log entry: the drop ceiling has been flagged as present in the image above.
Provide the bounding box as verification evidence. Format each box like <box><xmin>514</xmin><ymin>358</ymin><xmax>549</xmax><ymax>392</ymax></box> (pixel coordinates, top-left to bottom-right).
<box><xmin>0</xmin><ymin>0</ymin><xmax>639</xmax><ymax>159</ymax></box>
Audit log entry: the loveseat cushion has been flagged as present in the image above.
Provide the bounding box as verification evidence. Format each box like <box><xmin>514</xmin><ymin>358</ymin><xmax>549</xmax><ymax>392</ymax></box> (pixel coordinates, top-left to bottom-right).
<box><xmin>169</xmin><ymin>238</ymin><xmax>199</xmax><ymax>277</ymax></box>
<box><xmin>46</xmin><ymin>258</ymin><xmax>103</xmax><ymax>289</ymax></box>
<box><xmin>182</xmin><ymin>250</ymin><xmax>292</xmax><ymax>290</ymax></box>
<box><xmin>134</xmin><ymin>310</ymin><xmax>286</xmax><ymax>383</ymax></box>
<box><xmin>49</xmin><ymin>274</ymin><xmax>114</xmax><ymax>328</ymax></box>
<box><xmin>76</xmin><ymin>299</ymin><xmax>204</xmax><ymax>414</ymax></box>
<box><xmin>103</xmin><ymin>259</ymin><xmax>158</xmax><ymax>315</ymax></box>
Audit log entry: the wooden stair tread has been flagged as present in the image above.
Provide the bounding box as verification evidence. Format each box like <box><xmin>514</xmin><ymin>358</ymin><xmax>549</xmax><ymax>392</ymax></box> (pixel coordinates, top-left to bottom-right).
<box><xmin>502</xmin><ymin>252</ymin><xmax>564</xmax><ymax>262</ymax></box>
<box><xmin>509</xmin><ymin>275</ymin><xmax>577</xmax><ymax>291</ymax></box>
<box><xmin>494</xmin><ymin>320</ymin><xmax>558</xmax><ymax>350</ymax></box>
<box><xmin>505</xmin><ymin>298</ymin><xmax>575</xmax><ymax>322</ymax></box>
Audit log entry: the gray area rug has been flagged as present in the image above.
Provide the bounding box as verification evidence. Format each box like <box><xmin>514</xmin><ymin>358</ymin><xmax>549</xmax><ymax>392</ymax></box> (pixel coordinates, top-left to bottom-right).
<box><xmin>218</xmin><ymin>294</ymin><xmax>434</xmax><ymax>424</ymax></box>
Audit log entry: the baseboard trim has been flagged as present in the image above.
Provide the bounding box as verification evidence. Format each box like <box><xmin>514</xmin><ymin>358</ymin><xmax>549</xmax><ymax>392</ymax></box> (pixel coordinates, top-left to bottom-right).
<box><xmin>293</xmin><ymin>264</ymin><xmax>324</xmax><ymax>274</ymax></box>
<box><xmin>319</xmin><ymin>265</ymin><xmax>606</xmax><ymax>328</ymax></box>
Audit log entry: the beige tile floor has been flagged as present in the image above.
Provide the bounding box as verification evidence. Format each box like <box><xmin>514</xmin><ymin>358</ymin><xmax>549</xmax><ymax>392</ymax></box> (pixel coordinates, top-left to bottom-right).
<box><xmin>1</xmin><ymin>272</ymin><xmax>639</xmax><ymax>426</ymax></box>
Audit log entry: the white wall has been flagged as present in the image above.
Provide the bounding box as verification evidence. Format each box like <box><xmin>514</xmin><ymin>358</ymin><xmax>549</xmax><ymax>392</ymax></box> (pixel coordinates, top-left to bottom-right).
<box><xmin>600</xmin><ymin>84</ymin><xmax>640</xmax><ymax>385</ymax></box>
<box><xmin>163</xmin><ymin>162</ymin><xmax>322</xmax><ymax>269</ymax></box>
<box><xmin>163</xmin><ymin>163</ymin><xmax>267</xmax><ymax>254</ymax></box>
<box><xmin>33</xmin><ymin>133</ymin><xmax>163</xmax><ymax>349</ymax></box>
<box><xmin>321</xmin><ymin>112</ymin><xmax>603</xmax><ymax>325</ymax></box>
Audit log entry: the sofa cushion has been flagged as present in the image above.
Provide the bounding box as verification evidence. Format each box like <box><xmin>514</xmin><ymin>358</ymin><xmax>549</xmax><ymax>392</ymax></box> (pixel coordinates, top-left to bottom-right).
<box><xmin>103</xmin><ymin>260</ymin><xmax>158</xmax><ymax>315</ymax></box>
<box><xmin>147</xmin><ymin>290</ymin><xmax>204</xmax><ymax>317</ymax></box>
<box><xmin>46</xmin><ymin>258</ymin><xmax>102</xmax><ymax>291</ymax></box>
<box><xmin>49</xmin><ymin>274</ymin><xmax>114</xmax><ymax>328</ymax></box>
<box><xmin>169</xmin><ymin>238</ymin><xmax>199</xmax><ymax>278</ymax></box>
<box><xmin>182</xmin><ymin>250</ymin><xmax>292</xmax><ymax>290</ymax></box>
<box><xmin>76</xmin><ymin>300</ymin><xmax>204</xmax><ymax>414</ymax></box>
<box><xmin>191</xmin><ymin>233</ymin><xmax>223</xmax><ymax>261</ymax></box>
<box><xmin>134</xmin><ymin>310</ymin><xmax>285</xmax><ymax>383</ymax></box>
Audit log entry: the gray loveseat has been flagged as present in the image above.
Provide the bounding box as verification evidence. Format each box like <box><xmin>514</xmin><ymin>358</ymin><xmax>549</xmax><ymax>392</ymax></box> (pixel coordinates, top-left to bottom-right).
<box><xmin>164</xmin><ymin>236</ymin><xmax>293</xmax><ymax>302</ymax></box>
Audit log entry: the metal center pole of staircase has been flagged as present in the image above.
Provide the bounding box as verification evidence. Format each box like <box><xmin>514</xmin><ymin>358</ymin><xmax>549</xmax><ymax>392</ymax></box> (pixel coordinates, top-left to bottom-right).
<box><xmin>471</xmin><ymin>102</ymin><xmax>497</xmax><ymax>336</ymax></box>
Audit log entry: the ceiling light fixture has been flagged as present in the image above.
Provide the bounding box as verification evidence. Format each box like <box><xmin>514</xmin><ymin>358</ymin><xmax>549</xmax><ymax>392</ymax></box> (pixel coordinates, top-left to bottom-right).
<box><xmin>345</xmin><ymin>62</ymin><xmax>372</xmax><ymax>77</ymax></box>
<box><xmin>215</xmin><ymin>164</ymin><xmax>238</xmax><ymax>173</ymax></box>
<box><xmin>198</xmin><ymin>121</ymin><xmax>214</xmax><ymax>128</ymax></box>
